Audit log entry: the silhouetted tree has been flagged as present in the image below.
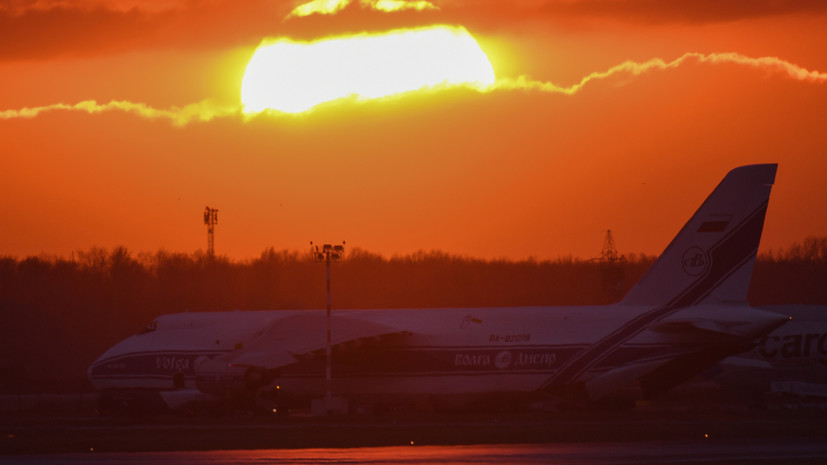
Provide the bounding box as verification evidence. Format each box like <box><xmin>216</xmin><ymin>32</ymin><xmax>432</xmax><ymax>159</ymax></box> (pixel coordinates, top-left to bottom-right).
<box><xmin>0</xmin><ymin>240</ymin><xmax>823</xmax><ymax>393</ymax></box>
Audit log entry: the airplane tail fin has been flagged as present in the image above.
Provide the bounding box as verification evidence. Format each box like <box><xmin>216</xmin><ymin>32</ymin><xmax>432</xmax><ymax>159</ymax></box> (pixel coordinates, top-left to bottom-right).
<box><xmin>620</xmin><ymin>164</ymin><xmax>777</xmax><ymax>307</ymax></box>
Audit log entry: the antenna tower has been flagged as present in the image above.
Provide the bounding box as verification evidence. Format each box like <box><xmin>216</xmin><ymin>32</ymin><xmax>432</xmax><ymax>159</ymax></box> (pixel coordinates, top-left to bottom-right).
<box><xmin>600</xmin><ymin>229</ymin><xmax>622</xmax><ymax>264</ymax></box>
<box><xmin>204</xmin><ymin>206</ymin><xmax>218</xmax><ymax>257</ymax></box>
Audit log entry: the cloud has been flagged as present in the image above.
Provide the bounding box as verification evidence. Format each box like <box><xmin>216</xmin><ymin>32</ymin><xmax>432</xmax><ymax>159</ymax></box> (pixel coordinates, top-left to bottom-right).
<box><xmin>0</xmin><ymin>99</ymin><xmax>241</xmax><ymax>126</ymax></box>
<box><xmin>287</xmin><ymin>0</ymin><xmax>351</xmax><ymax>19</ymax></box>
<box><xmin>0</xmin><ymin>4</ymin><xmax>154</xmax><ymax>61</ymax></box>
<box><xmin>4</xmin><ymin>1</ymin><xmax>827</xmax><ymax>62</ymax></box>
<box><xmin>490</xmin><ymin>52</ymin><xmax>827</xmax><ymax>95</ymax></box>
<box><xmin>1</xmin><ymin>0</ymin><xmax>444</xmax><ymax>62</ymax></box>
<box><xmin>439</xmin><ymin>0</ymin><xmax>827</xmax><ymax>27</ymax></box>
<box><xmin>0</xmin><ymin>0</ymin><xmax>294</xmax><ymax>62</ymax></box>
<box><xmin>371</xmin><ymin>0</ymin><xmax>439</xmax><ymax>13</ymax></box>
<box><xmin>286</xmin><ymin>0</ymin><xmax>438</xmax><ymax>20</ymax></box>
<box><xmin>0</xmin><ymin>0</ymin><xmax>186</xmax><ymax>14</ymax></box>
<box><xmin>551</xmin><ymin>0</ymin><xmax>827</xmax><ymax>24</ymax></box>
<box><xmin>2</xmin><ymin>52</ymin><xmax>824</xmax><ymax>125</ymax></box>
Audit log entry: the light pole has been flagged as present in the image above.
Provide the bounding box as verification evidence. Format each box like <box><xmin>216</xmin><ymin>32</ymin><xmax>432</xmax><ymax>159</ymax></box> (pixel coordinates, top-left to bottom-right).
<box><xmin>203</xmin><ymin>206</ymin><xmax>218</xmax><ymax>258</ymax></box>
<box><xmin>311</xmin><ymin>241</ymin><xmax>345</xmax><ymax>401</ymax></box>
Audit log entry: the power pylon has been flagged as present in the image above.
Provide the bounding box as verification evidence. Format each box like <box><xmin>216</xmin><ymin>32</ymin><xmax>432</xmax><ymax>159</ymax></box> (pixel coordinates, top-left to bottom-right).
<box><xmin>597</xmin><ymin>229</ymin><xmax>626</xmax><ymax>303</ymax></box>
<box><xmin>600</xmin><ymin>229</ymin><xmax>622</xmax><ymax>264</ymax></box>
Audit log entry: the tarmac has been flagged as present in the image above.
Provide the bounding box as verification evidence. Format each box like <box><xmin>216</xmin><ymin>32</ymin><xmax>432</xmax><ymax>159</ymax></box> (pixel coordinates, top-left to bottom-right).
<box><xmin>3</xmin><ymin>405</ymin><xmax>827</xmax><ymax>455</ymax></box>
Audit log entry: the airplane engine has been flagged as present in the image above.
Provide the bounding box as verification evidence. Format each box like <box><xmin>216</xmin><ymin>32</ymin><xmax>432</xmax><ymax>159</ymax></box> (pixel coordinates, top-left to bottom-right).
<box><xmin>195</xmin><ymin>358</ymin><xmax>278</xmax><ymax>399</ymax></box>
<box><xmin>243</xmin><ymin>366</ymin><xmax>279</xmax><ymax>391</ymax></box>
<box><xmin>194</xmin><ymin>359</ymin><xmax>248</xmax><ymax>397</ymax></box>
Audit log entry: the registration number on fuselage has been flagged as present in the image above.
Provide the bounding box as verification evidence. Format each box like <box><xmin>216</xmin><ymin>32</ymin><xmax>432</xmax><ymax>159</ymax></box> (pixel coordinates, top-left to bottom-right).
<box><xmin>489</xmin><ymin>333</ymin><xmax>531</xmax><ymax>343</ymax></box>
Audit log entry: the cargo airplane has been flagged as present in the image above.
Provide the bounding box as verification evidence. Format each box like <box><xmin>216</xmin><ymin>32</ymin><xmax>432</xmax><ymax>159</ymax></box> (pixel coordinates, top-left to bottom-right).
<box><xmin>88</xmin><ymin>164</ymin><xmax>789</xmax><ymax>412</ymax></box>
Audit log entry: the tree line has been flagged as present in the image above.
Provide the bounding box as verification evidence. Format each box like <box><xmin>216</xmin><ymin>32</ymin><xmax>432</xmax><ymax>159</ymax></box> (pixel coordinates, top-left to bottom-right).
<box><xmin>1</xmin><ymin>237</ymin><xmax>826</xmax><ymax>393</ymax></box>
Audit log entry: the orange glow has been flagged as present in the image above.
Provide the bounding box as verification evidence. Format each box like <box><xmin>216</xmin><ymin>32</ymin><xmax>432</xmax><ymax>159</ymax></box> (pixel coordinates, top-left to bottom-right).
<box><xmin>241</xmin><ymin>26</ymin><xmax>494</xmax><ymax>114</ymax></box>
<box><xmin>1</xmin><ymin>3</ymin><xmax>826</xmax><ymax>260</ymax></box>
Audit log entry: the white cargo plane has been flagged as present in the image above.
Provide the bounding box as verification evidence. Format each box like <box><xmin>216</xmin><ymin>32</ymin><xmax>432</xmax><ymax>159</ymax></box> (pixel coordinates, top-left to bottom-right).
<box><xmin>88</xmin><ymin>164</ymin><xmax>789</xmax><ymax>412</ymax></box>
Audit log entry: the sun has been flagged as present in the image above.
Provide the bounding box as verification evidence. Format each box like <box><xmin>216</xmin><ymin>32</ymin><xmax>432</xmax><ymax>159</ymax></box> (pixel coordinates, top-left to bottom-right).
<box><xmin>240</xmin><ymin>25</ymin><xmax>496</xmax><ymax>114</ymax></box>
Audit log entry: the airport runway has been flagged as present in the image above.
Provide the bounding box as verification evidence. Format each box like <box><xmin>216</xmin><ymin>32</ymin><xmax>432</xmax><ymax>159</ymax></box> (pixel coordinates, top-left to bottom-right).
<box><xmin>3</xmin><ymin>408</ymin><xmax>827</xmax><ymax>459</ymax></box>
<box><xmin>7</xmin><ymin>440</ymin><xmax>827</xmax><ymax>465</ymax></box>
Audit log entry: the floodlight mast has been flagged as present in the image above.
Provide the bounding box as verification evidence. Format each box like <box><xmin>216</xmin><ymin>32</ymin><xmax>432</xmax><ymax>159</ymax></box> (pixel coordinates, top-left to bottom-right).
<box><xmin>311</xmin><ymin>240</ymin><xmax>345</xmax><ymax>400</ymax></box>
<box><xmin>204</xmin><ymin>207</ymin><xmax>219</xmax><ymax>258</ymax></box>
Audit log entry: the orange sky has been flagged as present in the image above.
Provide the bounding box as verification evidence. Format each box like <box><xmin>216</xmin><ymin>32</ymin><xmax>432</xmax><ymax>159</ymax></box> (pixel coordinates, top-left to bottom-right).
<box><xmin>2</xmin><ymin>0</ymin><xmax>826</xmax><ymax>260</ymax></box>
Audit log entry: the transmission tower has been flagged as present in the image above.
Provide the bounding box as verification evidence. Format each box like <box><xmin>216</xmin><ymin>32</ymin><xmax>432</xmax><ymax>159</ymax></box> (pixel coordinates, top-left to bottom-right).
<box><xmin>600</xmin><ymin>229</ymin><xmax>622</xmax><ymax>264</ymax></box>
<box><xmin>204</xmin><ymin>206</ymin><xmax>218</xmax><ymax>257</ymax></box>
<box><xmin>597</xmin><ymin>229</ymin><xmax>626</xmax><ymax>302</ymax></box>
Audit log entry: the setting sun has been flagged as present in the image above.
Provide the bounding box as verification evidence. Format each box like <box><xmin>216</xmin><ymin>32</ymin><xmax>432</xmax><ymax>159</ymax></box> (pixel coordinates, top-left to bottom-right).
<box><xmin>240</xmin><ymin>25</ymin><xmax>495</xmax><ymax>114</ymax></box>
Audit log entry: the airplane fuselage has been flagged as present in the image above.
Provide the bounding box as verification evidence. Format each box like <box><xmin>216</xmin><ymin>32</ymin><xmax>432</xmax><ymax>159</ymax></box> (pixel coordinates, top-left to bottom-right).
<box><xmin>88</xmin><ymin>303</ymin><xmax>784</xmax><ymax>404</ymax></box>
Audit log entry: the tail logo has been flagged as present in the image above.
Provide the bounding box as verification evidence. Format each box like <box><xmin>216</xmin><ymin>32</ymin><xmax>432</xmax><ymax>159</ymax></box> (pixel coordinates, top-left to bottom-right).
<box><xmin>681</xmin><ymin>246</ymin><xmax>710</xmax><ymax>277</ymax></box>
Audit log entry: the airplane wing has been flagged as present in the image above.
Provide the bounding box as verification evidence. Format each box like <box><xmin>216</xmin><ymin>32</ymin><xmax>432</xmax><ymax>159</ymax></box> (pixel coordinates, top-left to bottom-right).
<box><xmin>578</xmin><ymin>310</ymin><xmax>779</xmax><ymax>401</ymax></box>
<box><xmin>717</xmin><ymin>355</ymin><xmax>775</xmax><ymax>370</ymax></box>
<box><xmin>650</xmin><ymin>319</ymin><xmax>743</xmax><ymax>338</ymax></box>
<box><xmin>584</xmin><ymin>358</ymin><xmax>671</xmax><ymax>401</ymax></box>
<box><xmin>227</xmin><ymin>313</ymin><xmax>411</xmax><ymax>369</ymax></box>
<box><xmin>652</xmin><ymin>305</ymin><xmax>789</xmax><ymax>339</ymax></box>
<box><xmin>194</xmin><ymin>313</ymin><xmax>412</xmax><ymax>395</ymax></box>
<box><xmin>582</xmin><ymin>343</ymin><xmax>750</xmax><ymax>402</ymax></box>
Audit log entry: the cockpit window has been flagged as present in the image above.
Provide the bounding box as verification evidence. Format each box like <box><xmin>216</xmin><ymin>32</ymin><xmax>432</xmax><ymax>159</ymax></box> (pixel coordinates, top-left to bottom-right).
<box><xmin>137</xmin><ymin>320</ymin><xmax>159</xmax><ymax>335</ymax></box>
